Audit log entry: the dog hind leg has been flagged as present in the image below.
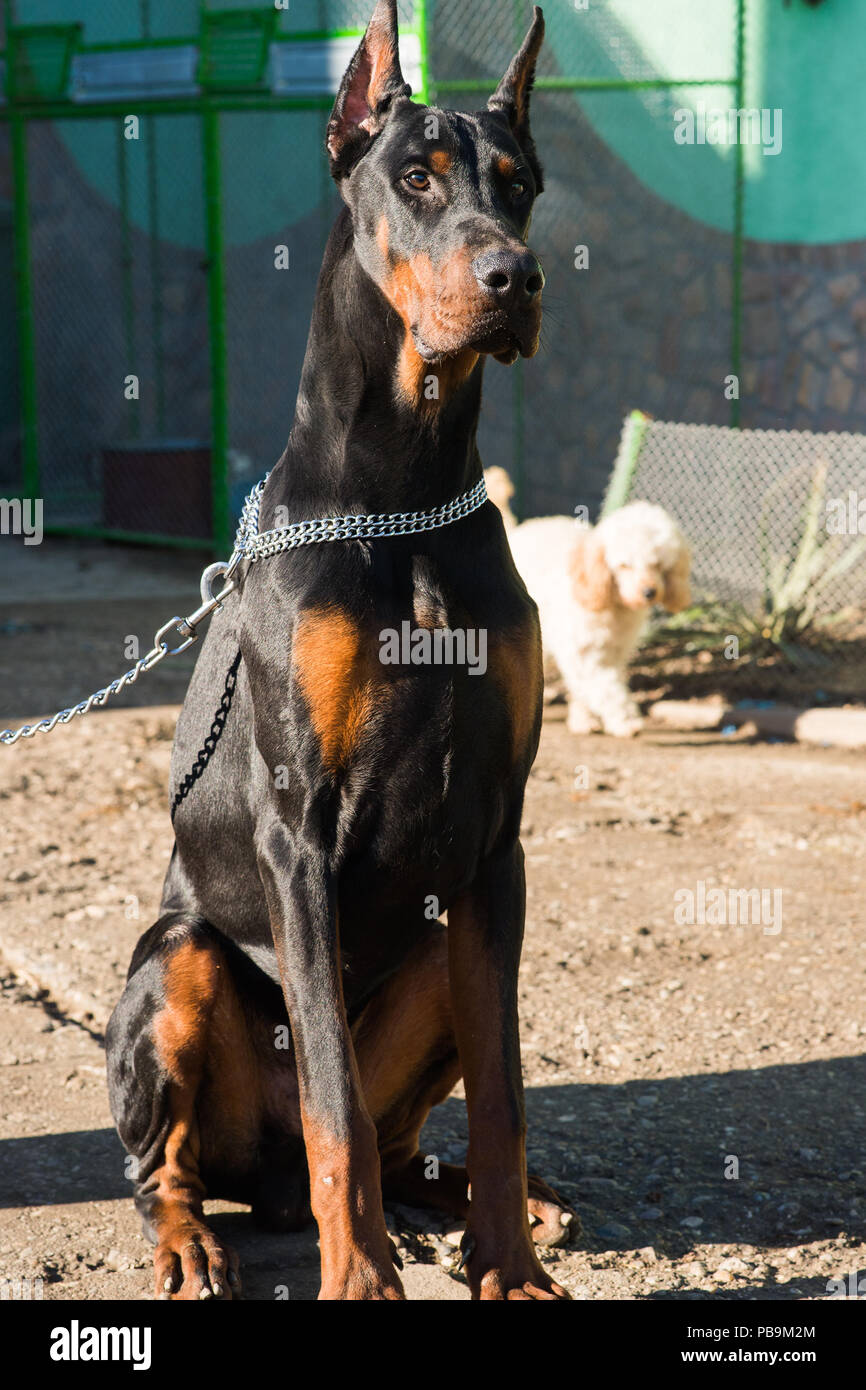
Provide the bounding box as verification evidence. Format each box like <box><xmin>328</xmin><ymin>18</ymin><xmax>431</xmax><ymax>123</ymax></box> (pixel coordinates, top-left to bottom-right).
<box><xmin>106</xmin><ymin>916</ymin><xmax>269</xmax><ymax>1299</ymax></box>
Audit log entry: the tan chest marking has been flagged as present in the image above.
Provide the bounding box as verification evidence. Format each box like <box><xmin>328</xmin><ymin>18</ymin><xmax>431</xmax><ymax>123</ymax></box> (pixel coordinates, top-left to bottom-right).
<box><xmin>292</xmin><ymin>608</ymin><xmax>383</xmax><ymax>771</ymax></box>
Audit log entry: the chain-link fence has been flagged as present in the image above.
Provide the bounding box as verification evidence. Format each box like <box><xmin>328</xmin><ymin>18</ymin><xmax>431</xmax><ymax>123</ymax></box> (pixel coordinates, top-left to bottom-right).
<box><xmin>0</xmin><ymin>0</ymin><xmax>422</xmax><ymax>551</ymax></box>
<box><xmin>4</xmin><ymin>1</ymin><xmax>866</xmax><ymax>696</ymax></box>
<box><xmin>604</xmin><ymin>412</ymin><xmax>866</xmax><ymax>702</ymax></box>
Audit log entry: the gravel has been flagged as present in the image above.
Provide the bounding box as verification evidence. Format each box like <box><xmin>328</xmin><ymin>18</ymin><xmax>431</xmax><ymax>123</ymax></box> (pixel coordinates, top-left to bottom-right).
<box><xmin>2</xmin><ymin>612</ymin><xmax>866</xmax><ymax>1298</ymax></box>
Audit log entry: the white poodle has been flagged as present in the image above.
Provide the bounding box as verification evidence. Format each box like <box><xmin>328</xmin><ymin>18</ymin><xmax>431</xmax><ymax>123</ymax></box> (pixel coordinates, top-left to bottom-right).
<box><xmin>483</xmin><ymin>465</ymin><xmax>518</xmax><ymax>531</ymax></box>
<box><xmin>490</xmin><ymin>482</ymin><xmax>690</xmax><ymax>737</ymax></box>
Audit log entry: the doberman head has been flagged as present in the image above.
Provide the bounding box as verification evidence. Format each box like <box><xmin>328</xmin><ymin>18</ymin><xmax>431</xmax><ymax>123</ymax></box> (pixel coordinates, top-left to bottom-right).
<box><xmin>324</xmin><ymin>0</ymin><xmax>545</xmax><ymax>411</ymax></box>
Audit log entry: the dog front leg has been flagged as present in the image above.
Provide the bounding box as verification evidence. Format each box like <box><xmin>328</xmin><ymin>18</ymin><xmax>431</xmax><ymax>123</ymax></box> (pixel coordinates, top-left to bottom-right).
<box><xmin>555</xmin><ymin>640</ymin><xmax>639</xmax><ymax>736</ymax></box>
<box><xmin>448</xmin><ymin>842</ymin><xmax>570</xmax><ymax>1301</ymax></box>
<box><xmin>582</xmin><ymin>663</ymin><xmax>642</xmax><ymax>737</ymax></box>
<box><xmin>257</xmin><ymin>821</ymin><xmax>403</xmax><ymax>1300</ymax></box>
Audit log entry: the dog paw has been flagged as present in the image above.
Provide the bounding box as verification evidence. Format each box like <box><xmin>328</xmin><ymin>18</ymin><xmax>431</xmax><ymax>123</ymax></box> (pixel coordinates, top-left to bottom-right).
<box><xmin>319</xmin><ymin>1262</ymin><xmax>406</xmax><ymax>1301</ymax></box>
<box><xmin>461</xmin><ymin>1233</ymin><xmax>572</xmax><ymax>1301</ymax></box>
<box><xmin>566</xmin><ymin>705</ymin><xmax>600</xmax><ymax>735</ymax></box>
<box><xmin>154</xmin><ymin>1221</ymin><xmax>241</xmax><ymax>1300</ymax></box>
<box><xmin>604</xmin><ymin>714</ymin><xmax>643</xmax><ymax>738</ymax></box>
<box><xmin>527</xmin><ymin>1175</ymin><xmax>580</xmax><ymax>1247</ymax></box>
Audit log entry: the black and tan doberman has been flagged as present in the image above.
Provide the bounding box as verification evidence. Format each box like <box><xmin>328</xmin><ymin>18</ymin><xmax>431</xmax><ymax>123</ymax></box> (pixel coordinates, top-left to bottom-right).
<box><xmin>106</xmin><ymin>0</ymin><xmax>576</xmax><ymax>1301</ymax></box>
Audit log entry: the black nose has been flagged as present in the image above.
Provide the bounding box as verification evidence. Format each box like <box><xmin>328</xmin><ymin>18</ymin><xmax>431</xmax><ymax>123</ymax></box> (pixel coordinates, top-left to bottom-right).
<box><xmin>644</xmin><ymin>587</ymin><xmax>657</xmax><ymax>600</ymax></box>
<box><xmin>472</xmin><ymin>249</ymin><xmax>545</xmax><ymax>305</ymax></box>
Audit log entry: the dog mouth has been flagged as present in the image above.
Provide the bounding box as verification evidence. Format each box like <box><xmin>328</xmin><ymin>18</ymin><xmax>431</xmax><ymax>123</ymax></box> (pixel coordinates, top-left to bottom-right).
<box><xmin>472</xmin><ymin>328</ymin><xmax>524</xmax><ymax>365</ymax></box>
<box><xmin>468</xmin><ymin>311</ymin><xmax>542</xmax><ymax>362</ymax></box>
<box><xmin>413</xmin><ymin>317</ymin><xmax>540</xmax><ymax>366</ymax></box>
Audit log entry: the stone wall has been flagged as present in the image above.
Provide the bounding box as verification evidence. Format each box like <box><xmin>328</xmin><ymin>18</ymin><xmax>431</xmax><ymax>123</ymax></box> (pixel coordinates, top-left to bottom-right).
<box><xmin>739</xmin><ymin>242</ymin><xmax>866</xmax><ymax>437</ymax></box>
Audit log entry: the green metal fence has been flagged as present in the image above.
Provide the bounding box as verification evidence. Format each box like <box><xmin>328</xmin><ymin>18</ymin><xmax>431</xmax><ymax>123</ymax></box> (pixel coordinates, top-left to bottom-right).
<box><xmin>0</xmin><ymin>1</ymin><xmax>428</xmax><ymax>553</ymax></box>
<box><xmin>1</xmin><ymin>0</ymin><xmax>745</xmax><ymax>551</ymax></box>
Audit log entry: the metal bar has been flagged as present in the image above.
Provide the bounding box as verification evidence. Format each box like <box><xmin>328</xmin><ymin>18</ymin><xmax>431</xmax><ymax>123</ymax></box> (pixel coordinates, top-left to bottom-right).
<box><xmin>79</xmin><ymin>37</ymin><xmax>195</xmax><ymax>53</ymax></box>
<box><xmin>414</xmin><ymin>0</ymin><xmax>429</xmax><ymax>103</ymax></box>
<box><xmin>0</xmin><ymin>96</ymin><xmax>336</xmax><ymax>120</ymax></box>
<box><xmin>42</xmin><ymin>523</ymin><xmax>213</xmax><ymax>550</ymax></box>
<box><xmin>435</xmin><ymin>76</ymin><xmax>737</xmax><ymax>92</ymax></box>
<box><xmin>202</xmin><ymin>102</ymin><xmax>230</xmax><ymax>556</ymax></box>
<box><xmin>601</xmin><ymin>410</ymin><xmax>650</xmax><ymax>517</ymax></box>
<box><xmin>146</xmin><ymin>115</ymin><xmax>166</xmax><ymax>433</ymax></box>
<box><xmin>730</xmin><ymin>0</ymin><xmax>746</xmax><ymax>429</ymax></box>
<box><xmin>116</xmin><ymin>121</ymin><xmax>140</xmax><ymax>438</ymax></box>
<box><xmin>77</xmin><ymin>28</ymin><xmax>367</xmax><ymax>52</ymax></box>
<box><xmin>10</xmin><ymin>110</ymin><xmax>39</xmax><ymax>500</ymax></box>
<box><xmin>275</xmin><ymin>28</ymin><xmax>365</xmax><ymax>41</ymax></box>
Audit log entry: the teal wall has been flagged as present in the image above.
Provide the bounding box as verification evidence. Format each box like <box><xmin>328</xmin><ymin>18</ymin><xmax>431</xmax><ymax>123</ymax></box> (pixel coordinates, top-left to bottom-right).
<box><xmin>553</xmin><ymin>0</ymin><xmax>866</xmax><ymax>244</ymax></box>
<box><xmin>744</xmin><ymin>0</ymin><xmax>864</xmax><ymax>243</ymax></box>
<box><xmin>58</xmin><ymin>111</ymin><xmax>327</xmax><ymax>252</ymax></box>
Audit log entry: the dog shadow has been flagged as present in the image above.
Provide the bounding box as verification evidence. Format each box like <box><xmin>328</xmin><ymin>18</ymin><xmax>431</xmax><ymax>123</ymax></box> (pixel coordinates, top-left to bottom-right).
<box><xmin>1</xmin><ymin>1054</ymin><xmax>863</xmax><ymax>1300</ymax></box>
<box><xmin>418</xmin><ymin>1054</ymin><xmax>866</xmax><ymax>1300</ymax></box>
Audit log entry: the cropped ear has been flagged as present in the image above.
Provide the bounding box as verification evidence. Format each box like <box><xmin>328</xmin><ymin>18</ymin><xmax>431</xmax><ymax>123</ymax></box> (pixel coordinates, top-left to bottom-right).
<box><xmin>663</xmin><ymin>542</ymin><xmax>691</xmax><ymax>613</ymax></box>
<box><xmin>326</xmin><ymin>0</ymin><xmax>412</xmax><ymax>179</ymax></box>
<box><xmin>569</xmin><ymin>528</ymin><xmax>615</xmax><ymax>613</ymax></box>
<box><xmin>487</xmin><ymin>5</ymin><xmax>545</xmax><ymax>191</ymax></box>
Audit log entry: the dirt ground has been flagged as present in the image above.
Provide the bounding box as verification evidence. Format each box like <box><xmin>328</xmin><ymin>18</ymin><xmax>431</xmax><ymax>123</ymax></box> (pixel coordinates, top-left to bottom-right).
<box><xmin>2</xmin><ymin>538</ymin><xmax>866</xmax><ymax>1301</ymax></box>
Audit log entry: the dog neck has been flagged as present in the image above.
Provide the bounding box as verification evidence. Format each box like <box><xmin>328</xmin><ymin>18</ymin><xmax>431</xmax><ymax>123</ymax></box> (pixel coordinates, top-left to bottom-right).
<box><xmin>271</xmin><ymin>208</ymin><xmax>487</xmax><ymax>516</ymax></box>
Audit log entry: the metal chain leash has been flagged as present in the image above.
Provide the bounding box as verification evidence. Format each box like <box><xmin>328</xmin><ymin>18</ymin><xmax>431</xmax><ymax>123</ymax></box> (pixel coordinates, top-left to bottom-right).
<box><xmin>0</xmin><ymin>556</ymin><xmax>241</xmax><ymax>747</ymax></box>
<box><xmin>169</xmin><ymin>648</ymin><xmax>243</xmax><ymax>821</ymax></box>
<box><xmin>0</xmin><ymin>472</ymin><xmax>488</xmax><ymax>748</ymax></box>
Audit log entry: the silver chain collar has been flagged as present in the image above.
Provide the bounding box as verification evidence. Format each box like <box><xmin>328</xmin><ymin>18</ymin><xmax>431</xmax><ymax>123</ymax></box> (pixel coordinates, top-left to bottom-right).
<box><xmin>0</xmin><ymin>473</ymin><xmax>488</xmax><ymax>746</ymax></box>
<box><xmin>234</xmin><ymin>472</ymin><xmax>488</xmax><ymax>560</ymax></box>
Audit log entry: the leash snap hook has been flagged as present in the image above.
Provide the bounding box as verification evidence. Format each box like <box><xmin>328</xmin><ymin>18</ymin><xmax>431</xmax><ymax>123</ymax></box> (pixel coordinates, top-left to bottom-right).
<box><xmin>173</xmin><ymin>561</ymin><xmax>238</xmax><ymax>642</ymax></box>
<box><xmin>153</xmin><ymin>617</ymin><xmax>198</xmax><ymax>657</ymax></box>
<box><xmin>152</xmin><ymin>559</ymin><xmax>240</xmax><ymax>657</ymax></box>
<box><xmin>199</xmin><ymin>560</ymin><xmax>235</xmax><ymax>608</ymax></box>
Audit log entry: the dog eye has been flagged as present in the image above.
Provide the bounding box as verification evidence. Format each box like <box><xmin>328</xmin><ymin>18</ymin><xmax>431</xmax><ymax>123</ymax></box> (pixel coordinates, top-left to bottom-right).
<box><xmin>510</xmin><ymin>179</ymin><xmax>529</xmax><ymax>199</ymax></box>
<box><xmin>404</xmin><ymin>170</ymin><xmax>430</xmax><ymax>191</ymax></box>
